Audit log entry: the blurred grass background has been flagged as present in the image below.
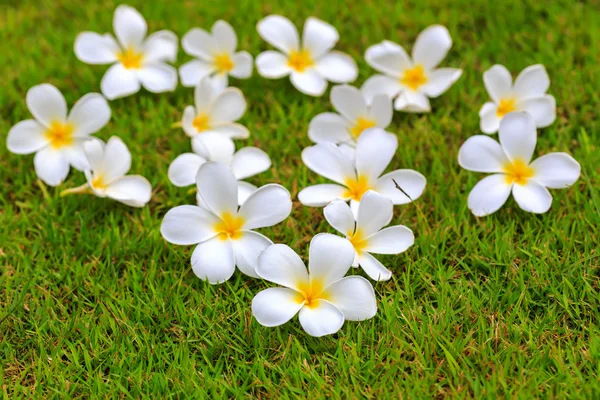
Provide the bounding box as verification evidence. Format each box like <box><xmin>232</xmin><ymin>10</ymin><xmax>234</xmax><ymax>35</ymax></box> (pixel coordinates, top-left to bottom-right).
<box><xmin>1</xmin><ymin>0</ymin><xmax>599</xmax><ymax>397</ymax></box>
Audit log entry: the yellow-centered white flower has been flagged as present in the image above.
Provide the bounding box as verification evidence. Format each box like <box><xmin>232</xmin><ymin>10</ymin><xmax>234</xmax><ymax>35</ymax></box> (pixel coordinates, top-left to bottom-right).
<box><xmin>480</xmin><ymin>64</ymin><xmax>556</xmax><ymax>134</ymax></box>
<box><xmin>362</xmin><ymin>25</ymin><xmax>462</xmax><ymax>113</ymax></box>
<box><xmin>180</xmin><ymin>20</ymin><xmax>253</xmax><ymax>88</ymax></box>
<box><xmin>74</xmin><ymin>5</ymin><xmax>178</xmax><ymax>100</ymax></box>
<box><xmin>324</xmin><ymin>191</ymin><xmax>414</xmax><ymax>281</ymax></box>
<box><xmin>256</xmin><ymin>15</ymin><xmax>358</xmax><ymax>96</ymax></box>
<box><xmin>298</xmin><ymin>128</ymin><xmax>427</xmax><ymax>216</ymax></box>
<box><xmin>168</xmin><ymin>133</ymin><xmax>271</xmax><ymax>205</ymax></box>
<box><xmin>181</xmin><ymin>76</ymin><xmax>249</xmax><ymax>139</ymax></box>
<box><xmin>161</xmin><ymin>162</ymin><xmax>292</xmax><ymax>284</ymax></box>
<box><xmin>309</xmin><ymin>85</ymin><xmax>392</xmax><ymax>146</ymax></box>
<box><xmin>458</xmin><ymin>112</ymin><xmax>580</xmax><ymax>217</ymax></box>
<box><xmin>6</xmin><ymin>84</ymin><xmax>110</xmax><ymax>186</ymax></box>
<box><xmin>71</xmin><ymin>137</ymin><xmax>152</xmax><ymax>207</ymax></box>
<box><xmin>252</xmin><ymin>233</ymin><xmax>377</xmax><ymax>337</ymax></box>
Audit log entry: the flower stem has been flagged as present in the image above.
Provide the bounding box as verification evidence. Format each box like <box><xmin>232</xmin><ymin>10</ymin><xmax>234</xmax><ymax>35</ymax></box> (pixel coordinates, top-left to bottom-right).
<box><xmin>60</xmin><ymin>184</ymin><xmax>92</xmax><ymax>197</ymax></box>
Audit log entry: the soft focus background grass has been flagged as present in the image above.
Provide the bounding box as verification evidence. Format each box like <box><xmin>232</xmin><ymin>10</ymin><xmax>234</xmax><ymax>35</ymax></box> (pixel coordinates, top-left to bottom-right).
<box><xmin>1</xmin><ymin>0</ymin><xmax>599</xmax><ymax>398</ymax></box>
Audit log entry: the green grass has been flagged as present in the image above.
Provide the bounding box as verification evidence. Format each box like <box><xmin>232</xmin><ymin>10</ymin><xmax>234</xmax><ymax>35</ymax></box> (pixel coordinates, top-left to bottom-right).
<box><xmin>1</xmin><ymin>0</ymin><xmax>599</xmax><ymax>398</ymax></box>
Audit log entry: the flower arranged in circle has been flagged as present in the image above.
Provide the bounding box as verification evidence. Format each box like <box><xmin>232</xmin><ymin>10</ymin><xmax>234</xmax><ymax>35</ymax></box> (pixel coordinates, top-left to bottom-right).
<box><xmin>298</xmin><ymin>128</ymin><xmax>426</xmax><ymax>215</ymax></box>
<box><xmin>458</xmin><ymin>112</ymin><xmax>580</xmax><ymax>216</ymax></box>
<box><xmin>362</xmin><ymin>25</ymin><xmax>462</xmax><ymax>113</ymax></box>
<box><xmin>179</xmin><ymin>20</ymin><xmax>253</xmax><ymax>88</ymax></box>
<box><xmin>252</xmin><ymin>233</ymin><xmax>377</xmax><ymax>337</ymax></box>
<box><xmin>168</xmin><ymin>133</ymin><xmax>271</xmax><ymax>205</ymax></box>
<box><xmin>181</xmin><ymin>77</ymin><xmax>249</xmax><ymax>139</ymax></box>
<box><xmin>480</xmin><ymin>64</ymin><xmax>556</xmax><ymax>134</ymax></box>
<box><xmin>324</xmin><ymin>191</ymin><xmax>414</xmax><ymax>281</ymax></box>
<box><xmin>60</xmin><ymin>136</ymin><xmax>152</xmax><ymax>207</ymax></box>
<box><xmin>308</xmin><ymin>85</ymin><xmax>392</xmax><ymax>146</ymax></box>
<box><xmin>161</xmin><ymin>162</ymin><xmax>292</xmax><ymax>284</ymax></box>
<box><xmin>256</xmin><ymin>15</ymin><xmax>358</xmax><ymax>96</ymax></box>
<box><xmin>7</xmin><ymin>84</ymin><xmax>111</xmax><ymax>186</ymax></box>
<box><xmin>74</xmin><ymin>5</ymin><xmax>178</xmax><ymax>100</ymax></box>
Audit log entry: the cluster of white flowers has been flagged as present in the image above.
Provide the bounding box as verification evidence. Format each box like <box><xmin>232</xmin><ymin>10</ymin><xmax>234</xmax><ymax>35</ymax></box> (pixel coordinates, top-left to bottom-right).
<box><xmin>5</xmin><ymin>5</ymin><xmax>581</xmax><ymax>337</ymax></box>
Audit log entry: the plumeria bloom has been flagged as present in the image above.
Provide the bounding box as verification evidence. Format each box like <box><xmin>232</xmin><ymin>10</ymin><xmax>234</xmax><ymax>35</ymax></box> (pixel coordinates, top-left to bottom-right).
<box><xmin>181</xmin><ymin>76</ymin><xmax>249</xmax><ymax>139</ymax></box>
<box><xmin>252</xmin><ymin>233</ymin><xmax>377</xmax><ymax>337</ymax></box>
<box><xmin>362</xmin><ymin>25</ymin><xmax>462</xmax><ymax>113</ymax></box>
<box><xmin>168</xmin><ymin>133</ymin><xmax>271</xmax><ymax>205</ymax></box>
<box><xmin>324</xmin><ymin>191</ymin><xmax>414</xmax><ymax>281</ymax></box>
<box><xmin>6</xmin><ymin>84</ymin><xmax>110</xmax><ymax>186</ymax></box>
<box><xmin>61</xmin><ymin>137</ymin><xmax>152</xmax><ymax>207</ymax></box>
<box><xmin>74</xmin><ymin>5</ymin><xmax>178</xmax><ymax>100</ymax></box>
<box><xmin>180</xmin><ymin>20</ymin><xmax>253</xmax><ymax>87</ymax></box>
<box><xmin>298</xmin><ymin>128</ymin><xmax>426</xmax><ymax>216</ymax></box>
<box><xmin>479</xmin><ymin>64</ymin><xmax>556</xmax><ymax>134</ymax></box>
<box><xmin>256</xmin><ymin>15</ymin><xmax>358</xmax><ymax>96</ymax></box>
<box><xmin>161</xmin><ymin>162</ymin><xmax>292</xmax><ymax>284</ymax></box>
<box><xmin>458</xmin><ymin>112</ymin><xmax>580</xmax><ymax>217</ymax></box>
<box><xmin>308</xmin><ymin>84</ymin><xmax>392</xmax><ymax>146</ymax></box>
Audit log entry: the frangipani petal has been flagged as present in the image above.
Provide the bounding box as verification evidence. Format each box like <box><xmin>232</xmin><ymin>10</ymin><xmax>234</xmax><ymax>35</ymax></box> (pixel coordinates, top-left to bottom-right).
<box><xmin>324</xmin><ymin>199</ymin><xmax>355</xmax><ymax>236</ymax></box>
<box><xmin>301</xmin><ymin>143</ymin><xmax>355</xmax><ymax>185</ymax></box>
<box><xmin>468</xmin><ymin>174</ymin><xmax>512</xmax><ymax>217</ymax></box>
<box><xmin>101</xmin><ymin>64</ymin><xmax>141</xmax><ymax>100</ymax></box>
<box><xmin>530</xmin><ymin>153</ymin><xmax>580</xmax><ymax>189</ymax></box>
<box><xmin>212</xmin><ymin>20</ymin><xmax>237</xmax><ymax>53</ymax></box>
<box><xmin>303</xmin><ymin>17</ymin><xmax>338</xmax><ymax>59</ymax></box>
<box><xmin>325</xmin><ymin>276</ymin><xmax>377</xmax><ymax>320</ymax></box>
<box><xmin>358</xmin><ymin>251</ymin><xmax>392</xmax><ymax>281</ymax></box>
<box><xmin>210</xmin><ymin>88</ymin><xmax>246</xmax><ymax>123</ymax></box>
<box><xmin>364</xmin><ymin>40</ymin><xmax>410</xmax><ymax>77</ymax></box>
<box><xmin>361</xmin><ymin>74</ymin><xmax>403</xmax><ymax>105</ymax></box>
<box><xmin>298</xmin><ymin>300</ymin><xmax>344</xmax><ymax>337</ymax></box>
<box><xmin>394</xmin><ymin>91</ymin><xmax>431</xmax><ymax>113</ymax></box>
<box><xmin>237</xmin><ymin>181</ymin><xmax>257</xmax><ymax>205</ymax></box>
<box><xmin>143</xmin><ymin>30</ymin><xmax>178</xmax><ymax>63</ymax></box>
<box><xmin>256</xmin><ymin>244</ymin><xmax>309</xmax><ymax>291</ymax></box>
<box><xmin>412</xmin><ymin>25</ymin><xmax>452</xmax><ymax>70</ymax></box>
<box><xmin>422</xmin><ymin>68</ymin><xmax>462</xmax><ymax>98</ymax></box>
<box><xmin>113</xmin><ymin>5</ymin><xmax>147</xmax><ymax>49</ymax></box>
<box><xmin>498</xmin><ymin>112</ymin><xmax>537</xmax><ymax>164</ymax></box>
<box><xmin>519</xmin><ymin>95</ymin><xmax>556</xmax><ymax>128</ymax></box>
<box><xmin>191</xmin><ymin>133</ymin><xmax>235</xmax><ymax>162</ymax></box>
<box><xmin>315</xmin><ymin>51</ymin><xmax>358</xmax><ymax>83</ymax></box>
<box><xmin>479</xmin><ymin>102</ymin><xmax>501</xmax><ymax>134</ymax></box>
<box><xmin>355</xmin><ymin>128</ymin><xmax>397</xmax><ymax>182</ymax></box>
<box><xmin>238</xmin><ymin>184</ymin><xmax>292</xmax><ymax>230</ymax></box>
<box><xmin>255</xmin><ymin>51</ymin><xmax>291</xmax><ymax>78</ymax></box>
<box><xmin>74</xmin><ymin>32</ymin><xmax>119</xmax><ymax>64</ymax></box>
<box><xmin>104</xmin><ymin>175</ymin><xmax>152</xmax><ymax>207</ymax></box>
<box><xmin>356</xmin><ymin>190</ymin><xmax>393</xmax><ymax>237</ymax></box>
<box><xmin>290</xmin><ymin>70</ymin><xmax>327</xmax><ymax>96</ymax></box>
<box><xmin>512</xmin><ymin>181</ymin><xmax>552</xmax><ymax>214</ymax></box>
<box><xmin>27</xmin><ymin>84</ymin><xmax>67</xmax><ymax>127</ymax></box>
<box><xmin>366</xmin><ymin>225</ymin><xmax>414</xmax><ymax>254</ymax></box>
<box><xmin>331</xmin><ymin>85</ymin><xmax>368</xmax><ymax>122</ymax></box>
<box><xmin>232</xmin><ymin>231</ymin><xmax>272</xmax><ymax>278</ymax></box>
<box><xmin>229</xmin><ymin>51</ymin><xmax>253</xmax><ymax>79</ymax></box>
<box><xmin>179</xmin><ymin>59</ymin><xmax>215</xmax><ymax>87</ymax></box>
<box><xmin>68</xmin><ymin>93</ymin><xmax>111</xmax><ymax>137</ymax></box>
<box><xmin>483</xmin><ymin>64</ymin><xmax>512</xmax><ymax>103</ymax></box>
<box><xmin>7</xmin><ymin>120</ymin><xmax>48</xmax><ymax>154</ymax></box>
<box><xmin>182</xmin><ymin>27</ymin><xmax>217</xmax><ymax>60</ymax></box>
<box><xmin>256</xmin><ymin>15</ymin><xmax>299</xmax><ymax>54</ymax></box>
<box><xmin>34</xmin><ymin>147</ymin><xmax>69</xmax><ymax>186</ymax></box>
<box><xmin>370</xmin><ymin>94</ymin><xmax>393</xmax><ymax>128</ymax></box>
<box><xmin>230</xmin><ymin>147</ymin><xmax>271</xmax><ymax>180</ymax></box>
<box><xmin>458</xmin><ymin>135</ymin><xmax>509</xmax><ymax>173</ymax></box>
<box><xmin>196</xmin><ymin>162</ymin><xmax>238</xmax><ymax>217</ymax></box>
<box><xmin>161</xmin><ymin>205</ymin><xmax>220</xmax><ymax>245</ymax></box>
<box><xmin>252</xmin><ymin>287</ymin><xmax>304</xmax><ymax>327</ymax></box>
<box><xmin>191</xmin><ymin>237</ymin><xmax>236</xmax><ymax>284</ymax></box>
<box><xmin>513</xmin><ymin>64</ymin><xmax>550</xmax><ymax>99</ymax></box>
<box><xmin>308</xmin><ymin>112</ymin><xmax>351</xmax><ymax>144</ymax></box>
<box><xmin>101</xmin><ymin>136</ymin><xmax>132</xmax><ymax>182</ymax></box>
<box><xmin>168</xmin><ymin>153</ymin><xmax>206</xmax><ymax>187</ymax></box>
<box><xmin>375</xmin><ymin>170</ymin><xmax>427</xmax><ymax>205</ymax></box>
<box><xmin>308</xmin><ymin>233</ymin><xmax>354</xmax><ymax>288</ymax></box>
<box><xmin>298</xmin><ymin>184</ymin><xmax>349</xmax><ymax>206</ymax></box>
<box><xmin>138</xmin><ymin>63</ymin><xmax>178</xmax><ymax>93</ymax></box>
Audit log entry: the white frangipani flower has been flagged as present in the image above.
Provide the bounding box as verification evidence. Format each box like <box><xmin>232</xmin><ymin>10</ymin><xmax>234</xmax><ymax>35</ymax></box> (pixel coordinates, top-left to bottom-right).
<box><xmin>6</xmin><ymin>84</ymin><xmax>110</xmax><ymax>186</ymax></box>
<box><xmin>324</xmin><ymin>191</ymin><xmax>414</xmax><ymax>281</ymax></box>
<box><xmin>256</xmin><ymin>15</ymin><xmax>358</xmax><ymax>96</ymax></box>
<box><xmin>458</xmin><ymin>112</ymin><xmax>580</xmax><ymax>217</ymax></box>
<box><xmin>308</xmin><ymin>84</ymin><xmax>392</xmax><ymax>146</ymax></box>
<box><xmin>180</xmin><ymin>20</ymin><xmax>253</xmax><ymax>88</ymax></box>
<box><xmin>181</xmin><ymin>76</ymin><xmax>249</xmax><ymax>139</ymax></box>
<box><xmin>168</xmin><ymin>133</ymin><xmax>271</xmax><ymax>205</ymax></box>
<box><xmin>362</xmin><ymin>25</ymin><xmax>462</xmax><ymax>113</ymax></box>
<box><xmin>480</xmin><ymin>64</ymin><xmax>556</xmax><ymax>134</ymax></box>
<box><xmin>61</xmin><ymin>137</ymin><xmax>152</xmax><ymax>207</ymax></box>
<box><xmin>298</xmin><ymin>128</ymin><xmax>427</xmax><ymax>216</ymax></box>
<box><xmin>161</xmin><ymin>162</ymin><xmax>292</xmax><ymax>284</ymax></box>
<box><xmin>74</xmin><ymin>5</ymin><xmax>178</xmax><ymax>100</ymax></box>
<box><xmin>252</xmin><ymin>233</ymin><xmax>377</xmax><ymax>337</ymax></box>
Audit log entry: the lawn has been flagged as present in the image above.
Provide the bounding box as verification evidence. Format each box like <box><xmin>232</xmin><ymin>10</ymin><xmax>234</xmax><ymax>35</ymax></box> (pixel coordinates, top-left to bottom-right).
<box><xmin>1</xmin><ymin>0</ymin><xmax>599</xmax><ymax>398</ymax></box>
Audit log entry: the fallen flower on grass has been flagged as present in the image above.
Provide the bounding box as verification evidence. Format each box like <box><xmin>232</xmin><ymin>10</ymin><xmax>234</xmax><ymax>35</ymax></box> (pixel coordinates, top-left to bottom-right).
<box><xmin>74</xmin><ymin>5</ymin><xmax>178</xmax><ymax>99</ymax></box>
<box><xmin>60</xmin><ymin>136</ymin><xmax>152</xmax><ymax>207</ymax></box>
<box><xmin>362</xmin><ymin>25</ymin><xmax>462</xmax><ymax>113</ymax></box>
<box><xmin>458</xmin><ymin>112</ymin><xmax>580</xmax><ymax>216</ymax></box>
<box><xmin>479</xmin><ymin>64</ymin><xmax>556</xmax><ymax>134</ymax></box>
<box><xmin>180</xmin><ymin>20</ymin><xmax>253</xmax><ymax>87</ymax></box>
<box><xmin>180</xmin><ymin>76</ymin><xmax>249</xmax><ymax>139</ymax></box>
<box><xmin>256</xmin><ymin>15</ymin><xmax>357</xmax><ymax>96</ymax></box>
<box><xmin>161</xmin><ymin>162</ymin><xmax>292</xmax><ymax>284</ymax></box>
<box><xmin>252</xmin><ymin>233</ymin><xmax>377</xmax><ymax>337</ymax></box>
<box><xmin>168</xmin><ymin>133</ymin><xmax>271</xmax><ymax>205</ymax></box>
<box><xmin>298</xmin><ymin>128</ymin><xmax>426</xmax><ymax>216</ymax></box>
<box><xmin>324</xmin><ymin>191</ymin><xmax>414</xmax><ymax>281</ymax></box>
<box><xmin>308</xmin><ymin>84</ymin><xmax>392</xmax><ymax>146</ymax></box>
<box><xmin>7</xmin><ymin>84</ymin><xmax>111</xmax><ymax>186</ymax></box>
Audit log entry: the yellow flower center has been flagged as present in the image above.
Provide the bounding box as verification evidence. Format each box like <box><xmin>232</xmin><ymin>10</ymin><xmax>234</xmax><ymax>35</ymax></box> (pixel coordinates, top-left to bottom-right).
<box><xmin>503</xmin><ymin>159</ymin><xmax>535</xmax><ymax>185</ymax></box>
<box><xmin>287</xmin><ymin>49</ymin><xmax>315</xmax><ymax>73</ymax></box>
<box><xmin>117</xmin><ymin>48</ymin><xmax>144</xmax><ymax>69</ymax></box>
<box><xmin>214</xmin><ymin>212</ymin><xmax>245</xmax><ymax>240</ymax></box>
<box><xmin>347</xmin><ymin>229</ymin><xmax>369</xmax><ymax>253</ymax></box>
<box><xmin>496</xmin><ymin>98</ymin><xmax>517</xmax><ymax>117</ymax></box>
<box><xmin>295</xmin><ymin>279</ymin><xmax>328</xmax><ymax>308</ymax></box>
<box><xmin>45</xmin><ymin>121</ymin><xmax>74</xmax><ymax>149</ymax></box>
<box><xmin>349</xmin><ymin>117</ymin><xmax>377</xmax><ymax>139</ymax></box>
<box><xmin>91</xmin><ymin>175</ymin><xmax>108</xmax><ymax>190</ymax></box>
<box><xmin>192</xmin><ymin>113</ymin><xmax>212</xmax><ymax>133</ymax></box>
<box><xmin>343</xmin><ymin>175</ymin><xmax>372</xmax><ymax>201</ymax></box>
<box><xmin>400</xmin><ymin>65</ymin><xmax>428</xmax><ymax>91</ymax></box>
<box><xmin>214</xmin><ymin>53</ymin><xmax>234</xmax><ymax>74</ymax></box>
